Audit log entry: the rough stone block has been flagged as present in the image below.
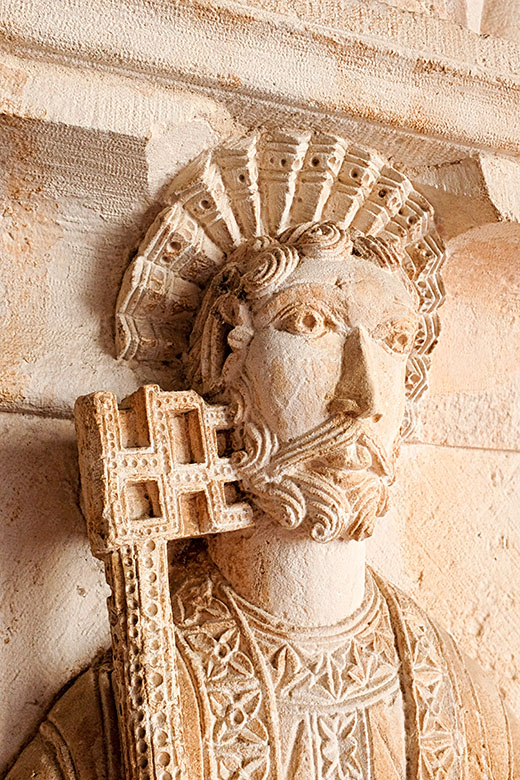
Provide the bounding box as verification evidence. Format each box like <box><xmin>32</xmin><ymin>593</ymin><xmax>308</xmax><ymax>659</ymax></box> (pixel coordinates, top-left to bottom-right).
<box><xmin>370</xmin><ymin>442</ymin><xmax>520</xmax><ymax>717</ymax></box>
<box><xmin>0</xmin><ymin>412</ymin><xmax>109</xmax><ymax>775</ymax></box>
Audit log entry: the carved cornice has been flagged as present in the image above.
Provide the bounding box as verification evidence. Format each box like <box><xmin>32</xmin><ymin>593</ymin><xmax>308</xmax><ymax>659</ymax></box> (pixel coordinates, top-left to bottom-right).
<box><xmin>1</xmin><ymin>0</ymin><xmax>520</xmax><ymax>157</ymax></box>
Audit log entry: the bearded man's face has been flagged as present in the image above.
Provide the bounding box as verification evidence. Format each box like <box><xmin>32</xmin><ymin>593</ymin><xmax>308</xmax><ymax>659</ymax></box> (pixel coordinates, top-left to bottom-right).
<box><xmin>192</xmin><ymin>227</ymin><xmax>419</xmax><ymax>543</ymax></box>
<box><xmin>242</xmin><ymin>252</ymin><xmax>416</xmax><ymax>449</ymax></box>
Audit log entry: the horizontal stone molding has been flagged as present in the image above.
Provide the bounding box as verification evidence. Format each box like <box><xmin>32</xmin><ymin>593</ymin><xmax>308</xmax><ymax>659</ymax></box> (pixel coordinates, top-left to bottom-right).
<box><xmin>2</xmin><ymin>0</ymin><xmax>520</xmax><ymax>156</ymax></box>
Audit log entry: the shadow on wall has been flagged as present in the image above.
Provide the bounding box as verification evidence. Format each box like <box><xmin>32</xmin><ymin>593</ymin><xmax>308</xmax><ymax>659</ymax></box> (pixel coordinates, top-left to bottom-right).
<box><xmin>0</xmin><ymin>413</ymin><xmax>109</xmax><ymax>775</ymax></box>
<box><xmin>0</xmin><ymin>114</ymin><xmax>175</xmax><ymax>417</ymax></box>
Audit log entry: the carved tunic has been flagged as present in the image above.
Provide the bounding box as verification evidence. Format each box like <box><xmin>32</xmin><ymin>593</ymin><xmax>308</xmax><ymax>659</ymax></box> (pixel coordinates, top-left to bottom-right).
<box><xmin>7</xmin><ymin>551</ymin><xmax>519</xmax><ymax>780</ymax></box>
<box><xmin>172</xmin><ymin>563</ymin><xmax>404</xmax><ymax>779</ymax></box>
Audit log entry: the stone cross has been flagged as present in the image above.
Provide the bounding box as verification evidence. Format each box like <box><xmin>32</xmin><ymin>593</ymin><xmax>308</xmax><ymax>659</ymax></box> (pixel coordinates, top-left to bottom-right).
<box><xmin>74</xmin><ymin>384</ymin><xmax>253</xmax><ymax>780</ymax></box>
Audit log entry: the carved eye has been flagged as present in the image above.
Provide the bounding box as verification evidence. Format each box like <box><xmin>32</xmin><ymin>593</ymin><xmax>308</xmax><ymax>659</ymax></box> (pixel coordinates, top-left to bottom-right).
<box><xmin>276</xmin><ymin>305</ymin><xmax>338</xmax><ymax>338</ymax></box>
<box><xmin>373</xmin><ymin>318</ymin><xmax>417</xmax><ymax>354</ymax></box>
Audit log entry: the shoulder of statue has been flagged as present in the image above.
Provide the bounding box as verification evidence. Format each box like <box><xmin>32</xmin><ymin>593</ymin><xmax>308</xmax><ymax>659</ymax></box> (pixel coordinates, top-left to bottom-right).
<box><xmin>372</xmin><ymin>569</ymin><xmax>520</xmax><ymax>779</ymax></box>
<box><xmin>7</xmin><ymin>544</ymin><xmax>228</xmax><ymax>780</ymax></box>
<box><xmin>5</xmin><ymin>651</ymin><xmax>121</xmax><ymax>780</ymax></box>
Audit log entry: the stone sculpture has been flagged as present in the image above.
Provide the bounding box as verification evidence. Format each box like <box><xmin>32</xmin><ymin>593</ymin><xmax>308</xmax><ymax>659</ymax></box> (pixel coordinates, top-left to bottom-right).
<box><xmin>7</xmin><ymin>129</ymin><xmax>519</xmax><ymax>779</ymax></box>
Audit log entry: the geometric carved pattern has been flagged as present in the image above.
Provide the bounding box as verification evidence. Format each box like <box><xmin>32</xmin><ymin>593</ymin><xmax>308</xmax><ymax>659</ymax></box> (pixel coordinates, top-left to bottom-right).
<box><xmin>75</xmin><ymin>384</ymin><xmax>253</xmax><ymax>556</ymax></box>
<box><xmin>170</xmin><ymin>559</ymin><xmax>491</xmax><ymax>780</ymax></box>
<box><xmin>102</xmin><ymin>538</ymin><xmax>185</xmax><ymax>780</ymax></box>
<box><xmin>172</xmin><ymin>562</ymin><xmax>276</xmax><ymax>780</ymax></box>
<box><xmin>15</xmin><ymin>548</ymin><xmax>508</xmax><ymax>779</ymax></box>
<box><xmin>377</xmin><ymin>576</ymin><xmax>465</xmax><ymax>780</ymax></box>
<box><xmin>172</xmin><ymin>560</ymin><xmax>404</xmax><ymax>780</ymax></box>
<box><xmin>317</xmin><ymin>713</ymin><xmax>365</xmax><ymax>780</ymax></box>
<box><xmin>246</xmin><ymin>571</ymin><xmax>400</xmax><ymax>713</ymax></box>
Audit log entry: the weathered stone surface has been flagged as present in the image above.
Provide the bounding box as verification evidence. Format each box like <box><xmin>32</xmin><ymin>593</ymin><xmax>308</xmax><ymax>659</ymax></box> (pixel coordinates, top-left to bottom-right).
<box><xmin>481</xmin><ymin>0</ymin><xmax>520</xmax><ymax>42</ymax></box>
<box><xmin>2</xmin><ymin>0</ymin><xmax>520</xmax><ymax>161</ymax></box>
<box><xmin>7</xmin><ymin>129</ymin><xmax>515</xmax><ymax>780</ymax></box>
<box><xmin>0</xmin><ymin>412</ymin><xmax>109</xmax><ymax>776</ymax></box>
<box><xmin>410</xmin><ymin>155</ymin><xmax>520</xmax><ymax>241</ymax></box>
<box><xmin>2</xmin><ymin>4</ymin><xmax>520</xmax><ymax>778</ymax></box>
<box><xmin>413</xmin><ymin>222</ymin><xmax>520</xmax><ymax>450</ymax></box>
<box><xmin>369</xmin><ymin>441</ymin><xmax>520</xmax><ymax>716</ymax></box>
<box><xmin>0</xmin><ymin>110</ymin><xmax>234</xmax><ymax>416</ymax></box>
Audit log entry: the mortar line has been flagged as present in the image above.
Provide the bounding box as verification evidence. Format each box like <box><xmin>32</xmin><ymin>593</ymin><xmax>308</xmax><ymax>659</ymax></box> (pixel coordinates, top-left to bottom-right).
<box><xmin>406</xmin><ymin>440</ymin><xmax>520</xmax><ymax>455</ymax></box>
<box><xmin>0</xmin><ymin>406</ymin><xmax>74</xmax><ymax>421</ymax></box>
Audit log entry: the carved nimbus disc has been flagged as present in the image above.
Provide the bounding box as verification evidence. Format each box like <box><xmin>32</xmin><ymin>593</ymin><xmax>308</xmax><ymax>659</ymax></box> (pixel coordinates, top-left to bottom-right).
<box><xmin>115</xmin><ymin>128</ymin><xmax>446</xmax><ymax>436</ymax></box>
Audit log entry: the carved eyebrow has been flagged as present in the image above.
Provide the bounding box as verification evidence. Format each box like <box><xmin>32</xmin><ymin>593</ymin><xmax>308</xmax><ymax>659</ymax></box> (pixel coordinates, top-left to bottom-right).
<box><xmin>372</xmin><ymin>314</ymin><xmax>419</xmax><ymax>338</ymax></box>
<box><xmin>253</xmin><ymin>283</ymin><xmax>348</xmax><ymax>326</ymax></box>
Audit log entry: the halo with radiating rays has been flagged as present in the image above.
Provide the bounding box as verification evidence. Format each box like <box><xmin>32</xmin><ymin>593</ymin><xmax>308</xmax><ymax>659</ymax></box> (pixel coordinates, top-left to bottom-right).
<box><xmin>115</xmin><ymin>128</ymin><xmax>445</xmax><ymax>438</ymax></box>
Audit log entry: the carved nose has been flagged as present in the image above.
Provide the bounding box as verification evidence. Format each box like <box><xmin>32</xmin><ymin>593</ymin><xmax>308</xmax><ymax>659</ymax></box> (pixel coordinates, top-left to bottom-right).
<box><xmin>329</xmin><ymin>326</ymin><xmax>383</xmax><ymax>420</ymax></box>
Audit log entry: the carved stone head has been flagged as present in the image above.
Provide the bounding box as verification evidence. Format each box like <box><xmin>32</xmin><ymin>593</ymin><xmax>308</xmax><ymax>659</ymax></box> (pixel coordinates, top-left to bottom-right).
<box><xmin>184</xmin><ymin>221</ymin><xmax>419</xmax><ymax>541</ymax></box>
<box><xmin>115</xmin><ymin>129</ymin><xmax>445</xmax><ymax>543</ymax></box>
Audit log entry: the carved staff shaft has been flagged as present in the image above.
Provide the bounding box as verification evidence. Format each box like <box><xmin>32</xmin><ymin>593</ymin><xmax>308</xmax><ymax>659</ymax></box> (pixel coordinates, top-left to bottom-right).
<box><xmin>104</xmin><ymin>541</ymin><xmax>185</xmax><ymax>780</ymax></box>
<box><xmin>74</xmin><ymin>384</ymin><xmax>253</xmax><ymax>780</ymax></box>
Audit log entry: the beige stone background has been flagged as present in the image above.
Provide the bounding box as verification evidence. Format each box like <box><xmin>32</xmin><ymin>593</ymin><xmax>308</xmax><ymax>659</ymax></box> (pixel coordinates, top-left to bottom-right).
<box><xmin>2</xmin><ymin>0</ymin><xmax>520</xmax><ymax>774</ymax></box>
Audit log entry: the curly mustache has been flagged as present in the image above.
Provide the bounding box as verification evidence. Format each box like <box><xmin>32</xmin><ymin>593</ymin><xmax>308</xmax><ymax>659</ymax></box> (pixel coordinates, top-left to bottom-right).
<box><xmin>233</xmin><ymin>408</ymin><xmax>394</xmax><ymax>543</ymax></box>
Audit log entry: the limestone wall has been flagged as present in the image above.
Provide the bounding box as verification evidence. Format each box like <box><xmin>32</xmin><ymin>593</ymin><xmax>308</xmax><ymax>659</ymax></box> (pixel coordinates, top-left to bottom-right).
<box><xmin>369</xmin><ymin>221</ymin><xmax>520</xmax><ymax>716</ymax></box>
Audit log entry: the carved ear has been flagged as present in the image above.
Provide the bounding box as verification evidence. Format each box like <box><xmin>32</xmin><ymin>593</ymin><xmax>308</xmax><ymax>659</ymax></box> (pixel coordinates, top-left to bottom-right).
<box><xmin>227</xmin><ymin>325</ymin><xmax>254</xmax><ymax>352</ymax></box>
<box><xmin>200</xmin><ymin>303</ymin><xmax>232</xmax><ymax>395</ymax></box>
<box><xmin>216</xmin><ymin>293</ymin><xmax>241</xmax><ymax>325</ymax></box>
<box><xmin>200</xmin><ymin>294</ymin><xmax>251</xmax><ymax>394</ymax></box>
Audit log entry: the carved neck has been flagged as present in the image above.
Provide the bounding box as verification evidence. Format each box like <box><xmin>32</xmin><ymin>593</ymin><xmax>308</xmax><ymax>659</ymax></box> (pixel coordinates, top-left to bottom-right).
<box><xmin>207</xmin><ymin>514</ymin><xmax>367</xmax><ymax>627</ymax></box>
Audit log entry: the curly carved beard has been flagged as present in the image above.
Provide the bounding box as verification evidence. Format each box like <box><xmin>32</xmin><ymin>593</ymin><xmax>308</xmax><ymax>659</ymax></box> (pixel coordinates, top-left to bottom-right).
<box><xmin>230</xmin><ymin>378</ymin><xmax>395</xmax><ymax>544</ymax></box>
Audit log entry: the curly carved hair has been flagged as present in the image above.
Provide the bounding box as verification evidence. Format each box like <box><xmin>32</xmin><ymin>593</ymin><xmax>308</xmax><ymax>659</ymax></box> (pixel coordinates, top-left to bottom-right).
<box><xmin>185</xmin><ymin>220</ymin><xmax>439</xmax><ymax>436</ymax></box>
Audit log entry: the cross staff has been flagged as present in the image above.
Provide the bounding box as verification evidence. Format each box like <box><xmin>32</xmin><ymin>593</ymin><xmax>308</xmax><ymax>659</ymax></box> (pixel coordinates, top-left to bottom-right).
<box><xmin>74</xmin><ymin>385</ymin><xmax>254</xmax><ymax>780</ymax></box>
